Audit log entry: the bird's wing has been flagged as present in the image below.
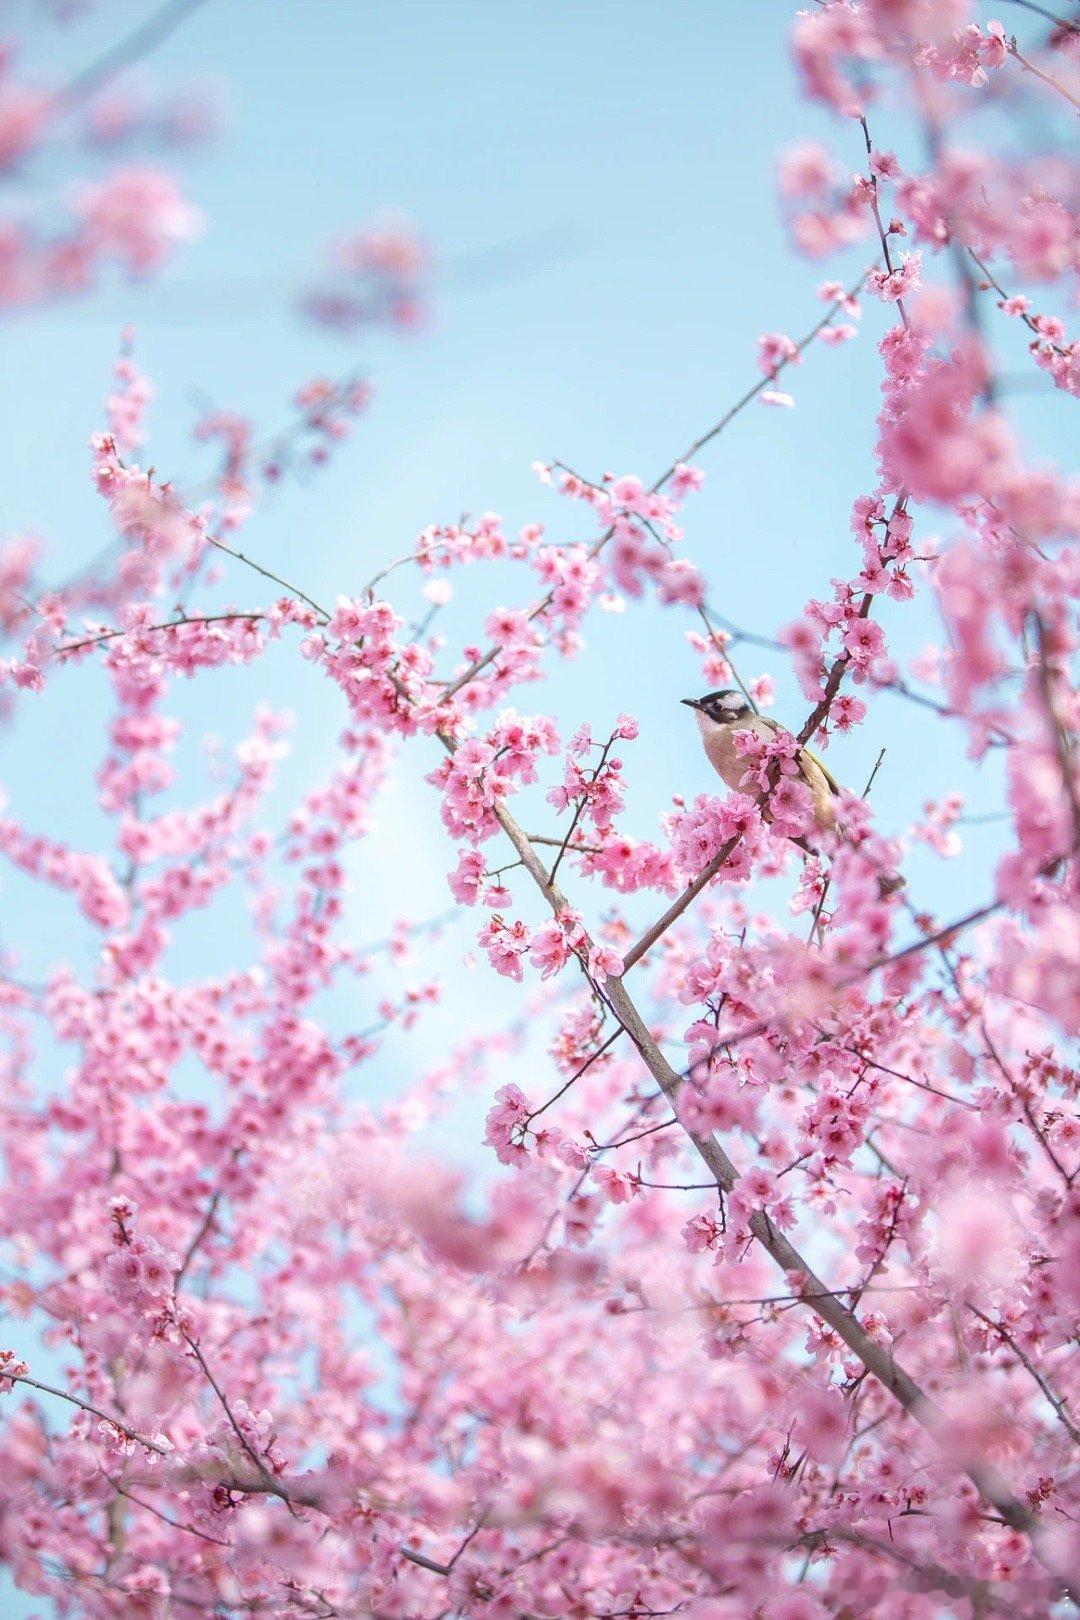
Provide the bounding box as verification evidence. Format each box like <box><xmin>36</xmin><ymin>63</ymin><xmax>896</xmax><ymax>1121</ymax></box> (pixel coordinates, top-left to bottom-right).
<box><xmin>799</xmin><ymin>742</ymin><xmax>842</xmax><ymax>796</ymax></box>
<box><xmin>757</xmin><ymin>715</ymin><xmax>842</xmax><ymax>796</ymax></box>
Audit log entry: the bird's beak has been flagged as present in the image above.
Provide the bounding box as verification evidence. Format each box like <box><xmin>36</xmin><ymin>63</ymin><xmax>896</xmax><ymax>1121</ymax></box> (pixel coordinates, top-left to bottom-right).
<box><xmin>681</xmin><ymin>697</ymin><xmax>701</xmax><ymax>710</ymax></box>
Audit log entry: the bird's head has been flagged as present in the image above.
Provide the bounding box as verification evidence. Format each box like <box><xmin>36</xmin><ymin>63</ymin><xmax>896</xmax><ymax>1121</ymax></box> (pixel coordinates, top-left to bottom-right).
<box><xmin>681</xmin><ymin>689</ymin><xmax>752</xmax><ymax>726</ymax></box>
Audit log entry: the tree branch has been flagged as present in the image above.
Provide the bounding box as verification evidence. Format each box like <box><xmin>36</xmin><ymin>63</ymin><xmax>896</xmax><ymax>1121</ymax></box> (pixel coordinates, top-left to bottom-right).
<box><xmin>58</xmin><ymin>0</ymin><xmax>212</xmax><ymax>109</ymax></box>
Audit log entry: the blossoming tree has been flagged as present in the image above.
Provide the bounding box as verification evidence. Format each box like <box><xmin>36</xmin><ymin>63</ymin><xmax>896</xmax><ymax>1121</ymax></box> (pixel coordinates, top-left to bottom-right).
<box><xmin>1</xmin><ymin>3</ymin><xmax>1078</xmax><ymax>1618</ymax></box>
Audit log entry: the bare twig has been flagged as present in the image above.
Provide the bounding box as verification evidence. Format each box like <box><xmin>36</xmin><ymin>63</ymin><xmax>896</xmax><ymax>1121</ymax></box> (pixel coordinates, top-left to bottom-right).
<box><xmin>1001</xmin><ymin>0</ymin><xmax>1079</xmax><ymax>32</ymax></box>
<box><xmin>58</xmin><ymin>0</ymin><xmax>212</xmax><ymax>109</ymax></box>
<box><xmin>1008</xmin><ymin>36</ymin><xmax>1080</xmax><ymax>111</ymax></box>
<box><xmin>967</xmin><ymin>1305</ymin><xmax>1080</xmax><ymax>1447</ymax></box>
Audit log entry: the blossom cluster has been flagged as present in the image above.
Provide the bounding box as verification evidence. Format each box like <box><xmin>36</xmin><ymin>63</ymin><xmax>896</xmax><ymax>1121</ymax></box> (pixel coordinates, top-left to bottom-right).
<box><xmin>301</xmin><ymin>216</ymin><xmax>430</xmax><ymax>334</ymax></box>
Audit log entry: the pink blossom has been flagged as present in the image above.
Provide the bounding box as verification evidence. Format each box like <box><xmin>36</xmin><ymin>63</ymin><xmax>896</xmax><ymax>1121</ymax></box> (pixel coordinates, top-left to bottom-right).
<box><xmin>592</xmin><ymin>1165</ymin><xmax>638</xmax><ymax>1203</ymax></box>
<box><xmin>586</xmin><ymin>944</ymin><xmax>623</xmax><ymax>983</ymax></box>
<box><xmin>777</xmin><ymin>140</ymin><xmax>835</xmax><ymax>198</ymax></box>
<box><xmin>842</xmin><ymin>616</ymin><xmax>886</xmax><ymax>671</ymax></box>
<box><xmin>529</xmin><ymin>919</ymin><xmax>572</xmax><ymax>979</ymax></box>
<box><xmin>869</xmin><ymin>148</ymin><xmax>901</xmax><ymax>180</ymax></box>
<box><xmin>668</xmin><ymin>462</ymin><xmax>705</xmax><ymax>498</ymax></box>
<box><xmin>448</xmin><ymin>848</ymin><xmax>485</xmax><ymax>904</ymax></box>
<box><xmin>76</xmin><ymin>167</ymin><xmax>200</xmax><ymax>275</ymax></box>
<box><xmin>483</xmin><ymin>1083</ymin><xmax>532</xmax><ymax>1165</ymax></box>
<box><xmin>477</xmin><ymin>915</ymin><xmax>532</xmax><ymax>981</ymax></box>
<box><xmin>867</xmin><ymin>251</ymin><xmax>922</xmax><ymax>303</ymax></box>
<box><xmin>757</xmin><ymin>332</ymin><xmax>800</xmax><ymax>378</ymax></box>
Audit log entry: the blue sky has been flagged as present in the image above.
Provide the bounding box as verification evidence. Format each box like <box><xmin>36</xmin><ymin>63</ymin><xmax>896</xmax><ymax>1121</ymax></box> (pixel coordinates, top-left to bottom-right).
<box><xmin>1</xmin><ymin>3</ymin><xmax>1074</xmax><ymax>1612</ymax></box>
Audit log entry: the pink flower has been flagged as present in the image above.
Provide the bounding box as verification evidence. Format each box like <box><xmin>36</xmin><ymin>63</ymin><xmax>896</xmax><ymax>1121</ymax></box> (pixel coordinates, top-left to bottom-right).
<box><xmin>609</xmin><ymin>474</ymin><xmax>647</xmax><ymax>511</ymax></box>
<box><xmin>682</xmin><ymin>1212</ymin><xmax>722</xmax><ymax>1252</ymax></box>
<box><xmin>587</xmin><ymin>945</ymin><xmax>623</xmax><ymax>984</ymax></box>
<box><xmin>477</xmin><ymin>915</ymin><xmax>532</xmax><ymax>981</ymax></box>
<box><xmin>777</xmin><ymin>140</ymin><xmax>835</xmax><ymax>198</ymax></box>
<box><xmin>869</xmin><ymin>148</ymin><xmax>901</xmax><ymax>180</ymax></box>
<box><xmin>448</xmin><ymin>848</ymin><xmax>486</xmax><ymax>905</ymax></box>
<box><xmin>830</xmin><ymin>693</ymin><xmax>866</xmax><ymax>732</ymax></box>
<box><xmin>668</xmin><ymin>462</ymin><xmax>705</xmax><ymax>498</ymax></box>
<box><xmin>530</xmin><ymin>920</ymin><xmax>571</xmax><ymax>980</ymax></box>
<box><xmin>76</xmin><ymin>167</ymin><xmax>200</xmax><ymax>275</ymax></box>
<box><xmin>757</xmin><ymin>332</ymin><xmax>800</xmax><ymax>378</ymax></box>
<box><xmin>483</xmin><ymin>1083</ymin><xmax>531</xmax><ymax>1165</ymax></box>
<box><xmin>817</xmin><ymin>280</ymin><xmax>861</xmax><ymax>317</ymax></box>
<box><xmin>842</xmin><ymin>617</ymin><xmax>885</xmax><ymax>670</ymax></box>
<box><xmin>592</xmin><ymin>1166</ymin><xmax>638</xmax><ymax>1203</ymax></box>
<box><xmin>982</xmin><ymin>19</ymin><xmax>1009</xmax><ymax>69</ymax></box>
<box><xmin>0</xmin><ymin>1349</ymin><xmax>29</xmax><ymax>1393</ymax></box>
<box><xmin>867</xmin><ymin>251</ymin><xmax>921</xmax><ymax>303</ymax></box>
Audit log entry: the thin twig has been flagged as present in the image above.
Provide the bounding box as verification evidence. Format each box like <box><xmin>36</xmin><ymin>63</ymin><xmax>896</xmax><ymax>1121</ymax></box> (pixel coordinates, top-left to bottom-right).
<box><xmin>9</xmin><ymin>1373</ymin><xmax>171</xmax><ymax>1456</ymax></box>
<box><xmin>1001</xmin><ymin>0</ymin><xmax>1079</xmax><ymax>31</ymax></box>
<box><xmin>58</xmin><ymin>0</ymin><xmax>212</xmax><ymax>108</ymax></box>
<box><xmin>968</xmin><ymin>1306</ymin><xmax>1080</xmax><ymax>1447</ymax></box>
<box><xmin>525</xmin><ymin>1026</ymin><xmax>625</xmax><ymax>1124</ymax></box>
<box><xmin>696</xmin><ymin>605</ymin><xmax>759</xmax><ymax>712</ymax></box>
<box><xmin>1008</xmin><ymin>37</ymin><xmax>1080</xmax><ymax>111</ymax></box>
<box><xmin>857</xmin><ymin>117</ymin><xmax>910</xmax><ymax>329</ymax></box>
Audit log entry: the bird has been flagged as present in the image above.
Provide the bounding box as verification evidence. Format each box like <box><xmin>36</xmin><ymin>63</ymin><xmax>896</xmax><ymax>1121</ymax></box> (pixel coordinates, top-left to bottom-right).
<box><xmin>681</xmin><ymin>688</ymin><xmax>905</xmax><ymax>894</ymax></box>
<box><xmin>681</xmin><ymin>688</ymin><xmax>839</xmax><ymax>832</ymax></box>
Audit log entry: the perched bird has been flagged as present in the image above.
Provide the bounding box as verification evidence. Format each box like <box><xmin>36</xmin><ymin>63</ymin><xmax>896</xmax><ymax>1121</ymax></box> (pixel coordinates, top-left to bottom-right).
<box><xmin>681</xmin><ymin>688</ymin><xmax>839</xmax><ymax>832</ymax></box>
<box><xmin>681</xmin><ymin>688</ymin><xmax>904</xmax><ymax>893</ymax></box>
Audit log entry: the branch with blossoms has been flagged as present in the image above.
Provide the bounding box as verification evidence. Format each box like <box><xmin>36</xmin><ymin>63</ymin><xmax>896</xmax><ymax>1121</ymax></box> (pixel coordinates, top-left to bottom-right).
<box><xmin>1</xmin><ymin>4</ymin><xmax>1079</xmax><ymax>1619</ymax></box>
